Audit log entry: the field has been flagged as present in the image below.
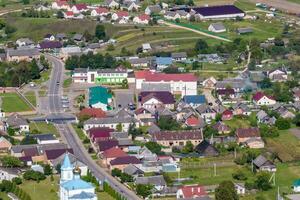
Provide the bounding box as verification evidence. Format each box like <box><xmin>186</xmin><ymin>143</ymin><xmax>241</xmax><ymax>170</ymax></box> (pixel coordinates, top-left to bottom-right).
<box><xmin>24</xmin><ymin>91</ymin><xmax>36</xmax><ymax>107</ymax></box>
<box><xmin>266</xmin><ymin>128</ymin><xmax>300</xmax><ymax>162</ymax></box>
<box><xmin>34</xmin><ymin>69</ymin><xmax>51</xmax><ymax>85</ymax></box>
<box><xmin>63</xmin><ymin>78</ymin><xmax>72</xmax><ymax>88</ymax></box>
<box><xmin>224</xmin><ymin>116</ymin><xmax>251</xmax><ymax>130</ymax></box>
<box><xmin>0</xmin><ymin>92</ymin><xmax>32</xmax><ymax>112</ymax></box>
<box><xmin>29</xmin><ymin>122</ymin><xmax>59</xmax><ymax>136</ymax></box>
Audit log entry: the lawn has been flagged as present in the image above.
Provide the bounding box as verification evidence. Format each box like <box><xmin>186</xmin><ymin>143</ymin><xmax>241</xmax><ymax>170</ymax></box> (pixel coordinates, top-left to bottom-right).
<box><xmin>0</xmin><ymin>92</ymin><xmax>32</xmax><ymax>112</ymax></box>
<box><xmin>72</xmin><ymin>124</ymin><xmax>87</xmax><ymax>140</ymax></box>
<box><xmin>24</xmin><ymin>91</ymin><xmax>36</xmax><ymax>107</ymax></box>
<box><xmin>224</xmin><ymin>116</ymin><xmax>251</xmax><ymax>130</ymax></box>
<box><xmin>97</xmin><ymin>192</ymin><xmax>115</xmax><ymax>200</ymax></box>
<box><xmin>34</xmin><ymin>69</ymin><xmax>51</xmax><ymax>85</ymax></box>
<box><xmin>19</xmin><ymin>176</ymin><xmax>59</xmax><ymax>200</ymax></box>
<box><xmin>63</xmin><ymin>78</ymin><xmax>72</xmax><ymax>88</ymax></box>
<box><xmin>265</xmin><ymin>129</ymin><xmax>300</xmax><ymax>162</ymax></box>
<box><xmin>0</xmin><ymin>192</ymin><xmax>9</xmax><ymax>200</ymax></box>
<box><xmin>29</xmin><ymin>122</ymin><xmax>59</xmax><ymax>136</ymax></box>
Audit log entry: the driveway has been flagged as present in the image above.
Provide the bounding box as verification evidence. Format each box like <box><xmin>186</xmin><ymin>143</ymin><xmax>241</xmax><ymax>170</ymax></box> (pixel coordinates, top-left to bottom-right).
<box><xmin>202</xmin><ymin>88</ymin><xmax>217</xmax><ymax>106</ymax></box>
<box><xmin>114</xmin><ymin>90</ymin><xmax>134</xmax><ymax>109</ymax></box>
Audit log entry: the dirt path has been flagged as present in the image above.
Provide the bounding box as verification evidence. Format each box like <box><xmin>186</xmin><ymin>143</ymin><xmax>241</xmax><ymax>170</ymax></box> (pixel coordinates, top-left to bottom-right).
<box><xmin>161</xmin><ymin>21</ymin><xmax>232</xmax><ymax>42</ymax></box>
<box><xmin>247</xmin><ymin>0</ymin><xmax>300</xmax><ymax>14</ymax></box>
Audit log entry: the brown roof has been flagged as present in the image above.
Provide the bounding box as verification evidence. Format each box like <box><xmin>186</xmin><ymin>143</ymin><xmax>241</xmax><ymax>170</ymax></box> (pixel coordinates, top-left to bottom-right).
<box><xmin>153</xmin><ymin>130</ymin><xmax>203</xmax><ymax>141</ymax></box>
<box><xmin>78</xmin><ymin>108</ymin><xmax>106</xmax><ymax>118</ymax></box>
<box><xmin>236</xmin><ymin>127</ymin><xmax>260</xmax><ymax>138</ymax></box>
<box><xmin>102</xmin><ymin>147</ymin><xmax>127</xmax><ymax>158</ymax></box>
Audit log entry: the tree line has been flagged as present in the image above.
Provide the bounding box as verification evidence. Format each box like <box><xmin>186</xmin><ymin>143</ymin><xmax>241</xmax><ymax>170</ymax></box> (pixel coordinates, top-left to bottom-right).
<box><xmin>65</xmin><ymin>52</ymin><xmax>118</xmax><ymax>70</ymax></box>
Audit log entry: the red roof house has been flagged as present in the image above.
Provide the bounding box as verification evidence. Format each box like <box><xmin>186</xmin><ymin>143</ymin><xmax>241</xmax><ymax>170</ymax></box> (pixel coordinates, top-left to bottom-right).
<box><xmin>78</xmin><ymin>108</ymin><xmax>106</xmax><ymax>118</ymax></box>
<box><xmin>109</xmin><ymin>156</ymin><xmax>141</xmax><ymax>170</ymax></box>
<box><xmin>222</xmin><ymin>109</ymin><xmax>233</xmax><ymax>121</ymax></box>
<box><xmin>73</xmin><ymin>3</ymin><xmax>87</xmax><ymax>11</ymax></box>
<box><xmin>253</xmin><ymin>91</ymin><xmax>276</xmax><ymax>105</ymax></box>
<box><xmin>176</xmin><ymin>185</ymin><xmax>207</xmax><ymax>199</ymax></box>
<box><xmin>116</xmin><ymin>11</ymin><xmax>129</xmax><ymax>18</ymax></box>
<box><xmin>102</xmin><ymin>147</ymin><xmax>128</xmax><ymax>166</ymax></box>
<box><xmin>88</xmin><ymin>127</ymin><xmax>114</xmax><ymax>142</ymax></box>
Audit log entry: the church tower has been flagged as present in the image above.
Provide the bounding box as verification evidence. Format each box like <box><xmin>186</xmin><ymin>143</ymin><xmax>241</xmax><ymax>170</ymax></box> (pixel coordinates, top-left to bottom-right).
<box><xmin>60</xmin><ymin>153</ymin><xmax>73</xmax><ymax>183</ymax></box>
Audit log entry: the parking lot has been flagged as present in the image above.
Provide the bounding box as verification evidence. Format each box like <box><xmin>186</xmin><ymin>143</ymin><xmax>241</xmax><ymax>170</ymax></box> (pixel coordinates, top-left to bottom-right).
<box><xmin>114</xmin><ymin>90</ymin><xmax>134</xmax><ymax>109</ymax></box>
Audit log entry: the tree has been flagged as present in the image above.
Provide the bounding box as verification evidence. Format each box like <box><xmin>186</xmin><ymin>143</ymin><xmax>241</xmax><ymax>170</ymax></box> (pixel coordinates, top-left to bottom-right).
<box><xmin>95</xmin><ymin>24</ymin><xmax>106</xmax><ymax>40</ymax></box>
<box><xmin>232</xmin><ymin>170</ymin><xmax>247</xmax><ymax>181</ymax></box>
<box><xmin>260</xmin><ymin>78</ymin><xmax>272</xmax><ymax>89</ymax></box>
<box><xmin>195</xmin><ymin>39</ymin><xmax>209</xmax><ymax>53</ymax></box>
<box><xmin>12</xmin><ymin>177</ymin><xmax>22</xmax><ymax>185</ymax></box>
<box><xmin>4</xmin><ymin>25</ymin><xmax>16</xmax><ymax>34</ymax></box>
<box><xmin>254</xmin><ymin>172</ymin><xmax>272</xmax><ymax>191</ymax></box>
<box><xmin>30</xmin><ymin>59</ymin><xmax>41</xmax><ymax>79</ymax></box>
<box><xmin>158</xmin><ymin>116</ymin><xmax>181</xmax><ymax>130</ymax></box>
<box><xmin>116</xmin><ymin>123</ymin><xmax>122</xmax><ymax>132</ymax></box>
<box><xmin>20</xmin><ymin>135</ymin><xmax>37</xmax><ymax>145</ymax></box>
<box><xmin>259</xmin><ymin>124</ymin><xmax>279</xmax><ymax>138</ymax></box>
<box><xmin>43</xmin><ymin>164</ymin><xmax>52</xmax><ymax>175</ymax></box>
<box><xmin>215</xmin><ymin>180</ymin><xmax>238</xmax><ymax>200</ymax></box>
<box><xmin>181</xmin><ymin>141</ymin><xmax>194</xmax><ymax>154</ymax></box>
<box><xmin>145</xmin><ymin>142</ymin><xmax>162</xmax><ymax>154</ymax></box>
<box><xmin>275</xmin><ymin>117</ymin><xmax>290</xmax><ymax>130</ymax></box>
<box><xmin>57</xmin><ymin>10</ymin><xmax>64</xmax><ymax>19</ymax></box>
<box><xmin>111</xmin><ymin>168</ymin><xmax>122</xmax><ymax>177</ymax></box>
<box><xmin>136</xmin><ymin>184</ymin><xmax>153</xmax><ymax>198</ymax></box>
<box><xmin>1</xmin><ymin>156</ymin><xmax>23</xmax><ymax>167</ymax></box>
<box><xmin>22</xmin><ymin>0</ymin><xmax>30</xmax><ymax>5</ymax></box>
<box><xmin>23</xmin><ymin>170</ymin><xmax>46</xmax><ymax>181</ymax></box>
<box><xmin>128</xmin><ymin>123</ymin><xmax>142</xmax><ymax>140</ymax></box>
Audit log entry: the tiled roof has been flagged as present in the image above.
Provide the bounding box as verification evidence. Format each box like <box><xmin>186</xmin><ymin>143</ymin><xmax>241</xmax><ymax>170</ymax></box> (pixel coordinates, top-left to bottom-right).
<box><xmin>153</xmin><ymin>130</ymin><xmax>203</xmax><ymax>141</ymax></box>
<box><xmin>253</xmin><ymin>91</ymin><xmax>274</xmax><ymax>101</ymax></box>
<box><xmin>138</xmin><ymin>14</ymin><xmax>150</xmax><ymax>21</ymax></box>
<box><xmin>110</xmin><ymin>156</ymin><xmax>141</xmax><ymax>165</ymax></box>
<box><xmin>45</xmin><ymin>148</ymin><xmax>73</xmax><ymax>160</ymax></box>
<box><xmin>89</xmin><ymin>127</ymin><xmax>114</xmax><ymax>141</ymax></box>
<box><xmin>97</xmin><ymin>140</ymin><xmax>118</xmax><ymax>152</ymax></box>
<box><xmin>180</xmin><ymin>185</ymin><xmax>207</xmax><ymax>198</ymax></box>
<box><xmin>102</xmin><ymin>147</ymin><xmax>127</xmax><ymax>158</ymax></box>
<box><xmin>79</xmin><ymin>108</ymin><xmax>106</xmax><ymax>118</ymax></box>
<box><xmin>39</xmin><ymin>41</ymin><xmax>62</xmax><ymax>49</ymax></box>
<box><xmin>236</xmin><ymin>127</ymin><xmax>260</xmax><ymax>138</ymax></box>
<box><xmin>140</xmin><ymin>91</ymin><xmax>175</xmax><ymax>105</ymax></box>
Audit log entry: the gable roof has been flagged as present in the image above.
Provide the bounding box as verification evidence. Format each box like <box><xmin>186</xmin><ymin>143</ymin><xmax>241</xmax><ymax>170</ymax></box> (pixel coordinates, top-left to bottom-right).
<box><xmin>212</xmin><ymin>121</ymin><xmax>230</xmax><ymax>132</ymax></box>
<box><xmin>209</xmin><ymin>22</ymin><xmax>226</xmax><ymax>31</ymax></box>
<box><xmin>236</xmin><ymin>127</ymin><xmax>260</xmax><ymax>138</ymax></box>
<box><xmin>253</xmin><ymin>91</ymin><xmax>274</xmax><ymax>101</ymax></box>
<box><xmin>183</xmin><ymin>95</ymin><xmax>206</xmax><ymax>104</ymax></box>
<box><xmin>33</xmin><ymin>134</ymin><xmax>57</xmax><ymax>141</ymax></box>
<box><xmin>136</xmin><ymin>175</ymin><xmax>166</xmax><ymax>186</ymax></box>
<box><xmin>89</xmin><ymin>86</ymin><xmax>112</xmax><ymax>106</ymax></box>
<box><xmin>110</xmin><ymin>155</ymin><xmax>141</xmax><ymax>165</ymax></box>
<box><xmin>7</xmin><ymin>48</ymin><xmax>39</xmax><ymax>57</ymax></box>
<box><xmin>137</xmin><ymin>14</ymin><xmax>150</xmax><ymax>21</ymax></box>
<box><xmin>97</xmin><ymin>140</ymin><xmax>119</xmax><ymax>152</ymax></box>
<box><xmin>194</xmin><ymin>5</ymin><xmax>244</xmax><ymax>17</ymax></box>
<box><xmin>140</xmin><ymin>91</ymin><xmax>175</xmax><ymax>105</ymax></box>
<box><xmin>79</xmin><ymin>108</ymin><xmax>106</xmax><ymax>118</ymax></box>
<box><xmin>195</xmin><ymin>140</ymin><xmax>219</xmax><ymax>157</ymax></box>
<box><xmin>179</xmin><ymin>185</ymin><xmax>207</xmax><ymax>198</ymax></box>
<box><xmin>45</xmin><ymin>148</ymin><xmax>73</xmax><ymax>160</ymax></box>
<box><xmin>156</xmin><ymin>57</ymin><xmax>172</xmax><ymax>65</ymax></box>
<box><xmin>39</xmin><ymin>41</ymin><xmax>62</xmax><ymax>49</ymax></box>
<box><xmin>6</xmin><ymin>113</ymin><xmax>28</xmax><ymax>127</ymax></box>
<box><xmin>152</xmin><ymin>130</ymin><xmax>203</xmax><ymax>141</ymax></box>
<box><xmin>103</xmin><ymin>147</ymin><xmax>127</xmax><ymax>158</ymax></box>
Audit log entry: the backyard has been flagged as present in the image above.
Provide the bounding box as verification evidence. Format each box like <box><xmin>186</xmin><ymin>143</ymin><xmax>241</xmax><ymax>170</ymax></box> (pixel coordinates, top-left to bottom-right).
<box><xmin>0</xmin><ymin>92</ymin><xmax>32</xmax><ymax>112</ymax></box>
<box><xmin>29</xmin><ymin>122</ymin><xmax>59</xmax><ymax>136</ymax></box>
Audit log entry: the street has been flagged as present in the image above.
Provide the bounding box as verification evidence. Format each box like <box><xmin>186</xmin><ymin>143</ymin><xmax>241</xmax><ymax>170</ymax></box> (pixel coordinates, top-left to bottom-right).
<box><xmin>45</xmin><ymin>55</ymin><xmax>141</xmax><ymax>200</ymax></box>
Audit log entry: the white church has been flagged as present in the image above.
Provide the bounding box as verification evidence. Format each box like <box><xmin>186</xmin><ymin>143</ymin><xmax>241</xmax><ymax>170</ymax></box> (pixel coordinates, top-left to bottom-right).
<box><xmin>59</xmin><ymin>153</ymin><xmax>97</xmax><ymax>200</ymax></box>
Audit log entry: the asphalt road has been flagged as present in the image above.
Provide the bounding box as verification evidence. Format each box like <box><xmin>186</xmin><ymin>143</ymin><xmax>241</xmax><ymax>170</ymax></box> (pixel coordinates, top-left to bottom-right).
<box><xmin>45</xmin><ymin>55</ymin><xmax>141</xmax><ymax>200</ymax></box>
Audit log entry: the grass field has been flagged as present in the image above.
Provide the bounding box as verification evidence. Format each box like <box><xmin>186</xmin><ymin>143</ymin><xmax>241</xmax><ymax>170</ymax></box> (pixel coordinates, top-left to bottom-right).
<box><xmin>24</xmin><ymin>91</ymin><xmax>36</xmax><ymax>107</ymax></box>
<box><xmin>34</xmin><ymin>69</ymin><xmax>51</xmax><ymax>85</ymax></box>
<box><xmin>0</xmin><ymin>192</ymin><xmax>9</xmax><ymax>200</ymax></box>
<box><xmin>224</xmin><ymin>117</ymin><xmax>251</xmax><ymax>130</ymax></box>
<box><xmin>29</xmin><ymin>122</ymin><xmax>59</xmax><ymax>136</ymax></box>
<box><xmin>266</xmin><ymin>129</ymin><xmax>300</xmax><ymax>162</ymax></box>
<box><xmin>72</xmin><ymin>123</ymin><xmax>87</xmax><ymax>140</ymax></box>
<box><xmin>0</xmin><ymin>92</ymin><xmax>32</xmax><ymax>112</ymax></box>
<box><xmin>63</xmin><ymin>78</ymin><xmax>72</xmax><ymax>88</ymax></box>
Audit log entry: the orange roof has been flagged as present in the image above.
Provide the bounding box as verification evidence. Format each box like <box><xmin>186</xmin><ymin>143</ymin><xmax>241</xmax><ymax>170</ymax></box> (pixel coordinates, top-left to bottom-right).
<box><xmin>102</xmin><ymin>147</ymin><xmax>127</xmax><ymax>158</ymax></box>
<box><xmin>186</xmin><ymin>116</ymin><xmax>200</xmax><ymax>126</ymax></box>
<box><xmin>79</xmin><ymin>108</ymin><xmax>106</xmax><ymax>118</ymax></box>
<box><xmin>180</xmin><ymin>185</ymin><xmax>207</xmax><ymax>198</ymax></box>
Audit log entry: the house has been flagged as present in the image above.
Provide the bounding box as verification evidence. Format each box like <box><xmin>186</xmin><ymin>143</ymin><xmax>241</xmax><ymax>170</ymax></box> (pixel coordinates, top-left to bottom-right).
<box><xmin>45</xmin><ymin>148</ymin><xmax>73</xmax><ymax>162</ymax></box>
<box><xmin>256</xmin><ymin>110</ymin><xmax>276</xmax><ymax>125</ymax></box>
<box><xmin>109</xmin><ymin>156</ymin><xmax>141</xmax><ymax>170</ymax></box>
<box><xmin>71</xmin><ymin>3</ymin><xmax>88</xmax><ymax>14</ymax></box>
<box><xmin>212</xmin><ymin>121</ymin><xmax>230</xmax><ymax>134</ymax></box>
<box><xmin>182</xmin><ymin>95</ymin><xmax>206</xmax><ymax>108</ymax></box>
<box><xmin>222</xmin><ymin>109</ymin><xmax>233</xmax><ymax>121</ymax></box>
<box><xmin>129</xmin><ymin>57</ymin><xmax>152</xmax><ymax>68</ymax></box>
<box><xmin>164</xmin><ymin>11</ymin><xmax>181</xmax><ymax>20</ymax></box>
<box><xmin>101</xmin><ymin>147</ymin><xmax>128</xmax><ymax>166</ymax></box>
<box><xmin>184</xmin><ymin>113</ymin><xmax>205</xmax><ymax>128</ymax></box>
<box><xmin>51</xmin><ymin>0</ymin><xmax>71</xmax><ymax>10</ymax></box>
<box><xmin>33</xmin><ymin>134</ymin><xmax>59</xmax><ymax>144</ymax></box>
<box><xmin>136</xmin><ymin>175</ymin><xmax>166</xmax><ymax>191</ymax></box>
<box><xmin>85</xmin><ymin>68</ymin><xmax>128</xmax><ymax>84</ymax></box>
<box><xmin>152</xmin><ymin>130</ymin><xmax>203</xmax><ymax>147</ymax></box>
<box><xmin>141</xmin><ymin>82</ymin><xmax>171</xmax><ymax>92</ymax></box>
<box><xmin>59</xmin><ymin>46</ymin><xmax>81</xmax><ymax>60</ymax></box>
<box><xmin>171</xmin><ymin>52</ymin><xmax>187</xmax><ymax>62</ymax></box>
<box><xmin>64</xmin><ymin>11</ymin><xmax>75</xmax><ymax>19</ymax></box>
<box><xmin>88</xmin><ymin>127</ymin><xmax>113</xmax><ymax>142</ymax></box>
<box><xmin>253</xmin><ymin>92</ymin><xmax>276</xmax><ymax>106</ymax></box>
<box><xmin>142</xmin><ymin>43</ymin><xmax>152</xmax><ymax>53</ymax></box>
<box><xmin>123</xmin><ymin>164</ymin><xmax>144</xmax><ymax>177</ymax></box>
<box><xmin>237</xmin><ymin>27</ymin><xmax>253</xmax><ymax>35</ymax></box>
<box><xmin>16</xmin><ymin>38</ymin><xmax>34</xmax><ymax>47</ymax></box>
<box><xmin>91</xmin><ymin>7</ymin><xmax>109</xmax><ymax>17</ymax></box>
<box><xmin>236</xmin><ymin>127</ymin><xmax>264</xmax><ymax>148</ymax></box>
<box><xmin>253</xmin><ymin>155</ymin><xmax>276</xmax><ymax>172</ymax></box>
<box><xmin>235</xmin><ymin>183</ymin><xmax>246</xmax><ymax>195</ymax></box>
<box><xmin>78</xmin><ymin>108</ymin><xmax>106</xmax><ymax>119</ymax></box>
<box><xmin>134</xmin><ymin>107</ymin><xmax>155</xmax><ymax>126</ymax></box>
<box><xmin>193</xmin><ymin>5</ymin><xmax>245</xmax><ymax>20</ymax></box>
<box><xmin>275</xmin><ymin>106</ymin><xmax>295</xmax><ymax>119</ymax></box>
<box><xmin>176</xmin><ymin>185</ymin><xmax>207</xmax><ymax>199</ymax></box>
<box><xmin>73</xmin><ymin>33</ymin><xmax>84</xmax><ymax>42</ymax></box>
<box><xmin>6</xmin><ymin>113</ymin><xmax>29</xmax><ymax>132</ymax></box>
<box><xmin>232</xmin><ymin>102</ymin><xmax>251</xmax><ymax>116</ymax></box>
<box><xmin>196</xmin><ymin>105</ymin><xmax>216</xmax><ymax>123</ymax></box>
<box><xmin>44</xmin><ymin>34</ymin><xmax>56</xmax><ymax>41</ymax></box>
<box><xmin>0</xmin><ymin>167</ymin><xmax>21</xmax><ymax>181</ymax></box>
<box><xmin>155</xmin><ymin>57</ymin><xmax>173</xmax><ymax>71</ymax></box>
<box><xmin>176</xmin><ymin>10</ymin><xmax>190</xmax><ymax>19</ymax></box>
<box><xmin>208</xmin><ymin>23</ymin><xmax>226</xmax><ymax>33</ymax></box>
<box><xmin>105</xmin><ymin>0</ymin><xmax>119</xmax><ymax>8</ymax></box>
<box><xmin>195</xmin><ymin>140</ymin><xmax>219</xmax><ymax>157</ymax></box>
<box><xmin>38</xmin><ymin>41</ymin><xmax>62</xmax><ymax>50</ymax></box>
<box><xmin>133</xmin><ymin>14</ymin><xmax>150</xmax><ymax>24</ymax></box>
<box><xmin>135</xmin><ymin>70</ymin><xmax>198</xmax><ymax>96</ymax></box>
<box><xmin>139</xmin><ymin>91</ymin><xmax>175</xmax><ymax>109</ymax></box>
<box><xmin>217</xmin><ymin>88</ymin><xmax>236</xmax><ymax>102</ymax></box>
<box><xmin>145</xmin><ymin>5</ymin><xmax>161</xmax><ymax>15</ymax></box>
<box><xmin>123</xmin><ymin>1</ymin><xmax>140</xmax><ymax>11</ymax></box>
<box><xmin>202</xmin><ymin>77</ymin><xmax>217</xmax><ymax>88</ymax></box>
<box><xmin>89</xmin><ymin>86</ymin><xmax>112</xmax><ymax>111</ymax></box>
<box><xmin>97</xmin><ymin>140</ymin><xmax>119</xmax><ymax>152</ymax></box>
<box><xmin>55</xmin><ymin>33</ymin><xmax>67</xmax><ymax>41</ymax></box>
<box><xmin>83</xmin><ymin>116</ymin><xmax>139</xmax><ymax>132</ymax></box>
<box><xmin>268</xmin><ymin>68</ymin><xmax>288</xmax><ymax>82</ymax></box>
<box><xmin>112</xmin><ymin>11</ymin><xmax>129</xmax><ymax>21</ymax></box>
<box><xmin>0</xmin><ymin>137</ymin><xmax>12</xmax><ymax>153</ymax></box>
<box><xmin>6</xmin><ymin>48</ymin><xmax>40</xmax><ymax>62</ymax></box>
<box><xmin>293</xmin><ymin>88</ymin><xmax>300</xmax><ymax>101</ymax></box>
<box><xmin>72</xmin><ymin>68</ymin><xmax>88</xmax><ymax>83</ymax></box>
<box><xmin>293</xmin><ymin>179</ymin><xmax>300</xmax><ymax>192</ymax></box>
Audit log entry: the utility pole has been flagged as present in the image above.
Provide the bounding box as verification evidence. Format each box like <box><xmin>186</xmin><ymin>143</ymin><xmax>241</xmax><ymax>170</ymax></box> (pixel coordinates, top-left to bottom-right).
<box><xmin>214</xmin><ymin>163</ymin><xmax>216</xmax><ymax>176</ymax></box>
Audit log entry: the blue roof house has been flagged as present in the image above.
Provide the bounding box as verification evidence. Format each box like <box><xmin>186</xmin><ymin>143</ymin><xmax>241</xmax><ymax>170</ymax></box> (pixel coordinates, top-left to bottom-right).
<box><xmin>89</xmin><ymin>86</ymin><xmax>112</xmax><ymax>111</ymax></box>
<box><xmin>156</xmin><ymin>57</ymin><xmax>173</xmax><ymax>71</ymax></box>
<box><xmin>293</xmin><ymin>179</ymin><xmax>300</xmax><ymax>192</ymax></box>
<box><xmin>59</xmin><ymin>153</ymin><xmax>97</xmax><ymax>200</ymax></box>
<box><xmin>183</xmin><ymin>95</ymin><xmax>206</xmax><ymax>108</ymax></box>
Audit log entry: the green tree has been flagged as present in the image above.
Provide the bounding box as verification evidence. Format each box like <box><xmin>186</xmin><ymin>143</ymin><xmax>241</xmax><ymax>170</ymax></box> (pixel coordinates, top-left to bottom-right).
<box><xmin>116</xmin><ymin>123</ymin><xmax>122</xmax><ymax>132</ymax></box>
<box><xmin>12</xmin><ymin>177</ymin><xmax>22</xmax><ymax>185</ymax></box>
<box><xmin>136</xmin><ymin>184</ymin><xmax>153</xmax><ymax>198</ymax></box>
<box><xmin>215</xmin><ymin>180</ymin><xmax>238</xmax><ymax>200</ymax></box>
<box><xmin>1</xmin><ymin>156</ymin><xmax>23</xmax><ymax>167</ymax></box>
<box><xmin>30</xmin><ymin>59</ymin><xmax>41</xmax><ymax>79</ymax></box>
<box><xmin>145</xmin><ymin>142</ymin><xmax>162</xmax><ymax>154</ymax></box>
<box><xmin>43</xmin><ymin>164</ymin><xmax>52</xmax><ymax>175</ymax></box>
<box><xmin>181</xmin><ymin>141</ymin><xmax>194</xmax><ymax>154</ymax></box>
<box><xmin>23</xmin><ymin>170</ymin><xmax>46</xmax><ymax>181</ymax></box>
<box><xmin>195</xmin><ymin>39</ymin><xmax>209</xmax><ymax>53</ymax></box>
<box><xmin>158</xmin><ymin>116</ymin><xmax>181</xmax><ymax>130</ymax></box>
<box><xmin>254</xmin><ymin>172</ymin><xmax>272</xmax><ymax>191</ymax></box>
<box><xmin>275</xmin><ymin>117</ymin><xmax>290</xmax><ymax>130</ymax></box>
<box><xmin>95</xmin><ymin>24</ymin><xmax>106</xmax><ymax>40</ymax></box>
<box><xmin>56</xmin><ymin>10</ymin><xmax>64</xmax><ymax>19</ymax></box>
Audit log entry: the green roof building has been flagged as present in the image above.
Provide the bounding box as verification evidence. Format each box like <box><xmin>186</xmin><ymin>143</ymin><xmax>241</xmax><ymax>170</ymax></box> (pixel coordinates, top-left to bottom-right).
<box><xmin>89</xmin><ymin>86</ymin><xmax>112</xmax><ymax>111</ymax></box>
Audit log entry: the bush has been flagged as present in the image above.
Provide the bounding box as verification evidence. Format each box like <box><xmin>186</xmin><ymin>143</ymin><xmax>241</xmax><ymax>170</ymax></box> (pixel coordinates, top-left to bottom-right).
<box><xmin>232</xmin><ymin>170</ymin><xmax>247</xmax><ymax>180</ymax></box>
<box><xmin>275</xmin><ymin>117</ymin><xmax>291</xmax><ymax>130</ymax></box>
<box><xmin>12</xmin><ymin>177</ymin><xmax>22</xmax><ymax>185</ymax></box>
<box><xmin>23</xmin><ymin>170</ymin><xmax>46</xmax><ymax>181</ymax></box>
